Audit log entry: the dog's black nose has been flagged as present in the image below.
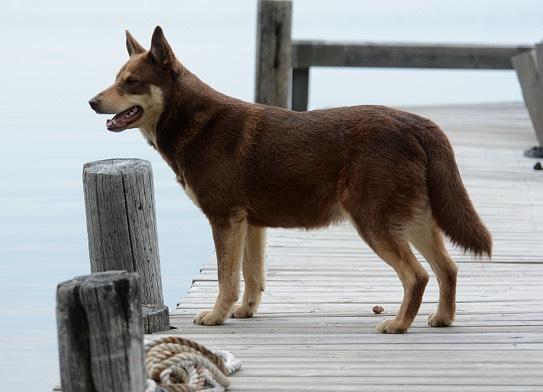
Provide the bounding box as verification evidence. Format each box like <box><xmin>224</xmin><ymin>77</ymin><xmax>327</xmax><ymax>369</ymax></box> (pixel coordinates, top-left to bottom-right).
<box><xmin>88</xmin><ymin>97</ymin><xmax>100</xmax><ymax>111</ymax></box>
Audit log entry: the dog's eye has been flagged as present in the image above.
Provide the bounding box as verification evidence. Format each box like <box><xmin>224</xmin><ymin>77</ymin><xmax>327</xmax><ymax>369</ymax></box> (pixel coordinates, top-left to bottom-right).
<box><xmin>125</xmin><ymin>77</ymin><xmax>140</xmax><ymax>86</ymax></box>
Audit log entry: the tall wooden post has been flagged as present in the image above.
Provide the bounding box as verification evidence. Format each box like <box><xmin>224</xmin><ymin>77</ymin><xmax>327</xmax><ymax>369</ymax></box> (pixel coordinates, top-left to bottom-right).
<box><xmin>56</xmin><ymin>272</ymin><xmax>145</xmax><ymax>392</ymax></box>
<box><xmin>255</xmin><ymin>0</ymin><xmax>292</xmax><ymax>108</ymax></box>
<box><xmin>513</xmin><ymin>44</ymin><xmax>543</xmax><ymax>157</ymax></box>
<box><xmin>83</xmin><ymin>158</ymin><xmax>163</xmax><ymax>304</ymax></box>
<box><xmin>83</xmin><ymin>158</ymin><xmax>168</xmax><ymax>332</ymax></box>
<box><xmin>292</xmin><ymin>67</ymin><xmax>309</xmax><ymax>111</ymax></box>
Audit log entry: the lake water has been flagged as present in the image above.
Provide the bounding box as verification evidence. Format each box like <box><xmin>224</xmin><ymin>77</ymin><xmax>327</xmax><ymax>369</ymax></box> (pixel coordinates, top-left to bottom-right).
<box><xmin>1</xmin><ymin>0</ymin><xmax>542</xmax><ymax>389</ymax></box>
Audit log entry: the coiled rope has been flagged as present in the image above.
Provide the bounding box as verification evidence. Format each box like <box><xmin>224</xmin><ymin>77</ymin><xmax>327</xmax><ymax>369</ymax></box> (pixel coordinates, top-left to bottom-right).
<box><xmin>144</xmin><ymin>336</ymin><xmax>241</xmax><ymax>392</ymax></box>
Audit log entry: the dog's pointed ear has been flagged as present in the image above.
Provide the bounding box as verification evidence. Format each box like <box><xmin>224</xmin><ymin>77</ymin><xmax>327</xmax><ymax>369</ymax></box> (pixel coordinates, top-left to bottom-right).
<box><xmin>126</xmin><ymin>30</ymin><xmax>145</xmax><ymax>56</ymax></box>
<box><xmin>148</xmin><ymin>26</ymin><xmax>176</xmax><ymax>67</ymax></box>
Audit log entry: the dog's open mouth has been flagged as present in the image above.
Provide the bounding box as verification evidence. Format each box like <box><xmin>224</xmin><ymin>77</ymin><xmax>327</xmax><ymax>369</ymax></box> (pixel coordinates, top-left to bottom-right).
<box><xmin>106</xmin><ymin>106</ymin><xmax>143</xmax><ymax>132</ymax></box>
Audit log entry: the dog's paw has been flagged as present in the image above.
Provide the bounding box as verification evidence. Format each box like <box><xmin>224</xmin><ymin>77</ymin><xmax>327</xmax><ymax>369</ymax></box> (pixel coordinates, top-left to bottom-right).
<box><xmin>193</xmin><ymin>310</ymin><xmax>225</xmax><ymax>326</ymax></box>
<box><xmin>428</xmin><ymin>312</ymin><xmax>453</xmax><ymax>327</ymax></box>
<box><xmin>231</xmin><ymin>304</ymin><xmax>254</xmax><ymax>319</ymax></box>
<box><xmin>376</xmin><ymin>319</ymin><xmax>407</xmax><ymax>334</ymax></box>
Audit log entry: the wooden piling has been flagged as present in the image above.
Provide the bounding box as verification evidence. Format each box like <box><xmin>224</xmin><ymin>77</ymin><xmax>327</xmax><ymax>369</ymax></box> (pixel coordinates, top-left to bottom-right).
<box><xmin>513</xmin><ymin>45</ymin><xmax>543</xmax><ymax>154</ymax></box>
<box><xmin>56</xmin><ymin>271</ymin><xmax>145</xmax><ymax>392</ymax></box>
<box><xmin>254</xmin><ymin>0</ymin><xmax>292</xmax><ymax>108</ymax></box>
<box><xmin>291</xmin><ymin>67</ymin><xmax>309</xmax><ymax>111</ymax></box>
<box><xmin>83</xmin><ymin>158</ymin><xmax>168</xmax><ymax>332</ymax></box>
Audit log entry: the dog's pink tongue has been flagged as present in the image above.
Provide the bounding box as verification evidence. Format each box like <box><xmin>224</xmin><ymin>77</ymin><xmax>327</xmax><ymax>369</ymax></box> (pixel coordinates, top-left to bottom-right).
<box><xmin>106</xmin><ymin>106</ymin><xmax>139</xmax><ymax>132</ymax></box>
<box><xmin>106</xmin><ymin>118</ymin><xmax>115</xmax><ymax>128</ymax></box>
<box><xmin>106</xmin><ymin>117</ymin><xmax>124</xmax><ymax>132</ymax></box>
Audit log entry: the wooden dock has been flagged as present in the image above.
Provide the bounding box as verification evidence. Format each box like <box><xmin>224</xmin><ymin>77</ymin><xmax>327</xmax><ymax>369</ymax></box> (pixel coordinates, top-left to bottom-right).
<box><xmin>164</xmin><ymin>103</ymin><xmax>543</xmax><ymax>391</ymax></box>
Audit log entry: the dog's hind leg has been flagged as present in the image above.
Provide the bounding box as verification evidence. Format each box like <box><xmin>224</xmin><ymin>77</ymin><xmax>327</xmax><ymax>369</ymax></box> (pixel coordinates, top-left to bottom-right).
<box><xmin>340</xmin><ymin>137</ymin><xmax>431</xmax><ymax>333</ymax></box>
<box><xmin>408</xmin><ymin>210</ymin><xmax>458</xmax><ymax>327</ymax></box>
<box><xmin>351</xmin><ymin>218</ymin><xmax>429</xmax><ymax>333</ymax></box>
<box><xmin>193</xmin><ymin>212</ymin><xmax>247</xmax><ymax>326</ymax></box>
<box><xmin>232</xmin><ymin>225</ymin><xmax>266</xmax><ymax>318</ymax></box>
<box><xmin>372</xmin><ymin>238</ymin><xmax>429</xmax><ymax>333</ymax></box>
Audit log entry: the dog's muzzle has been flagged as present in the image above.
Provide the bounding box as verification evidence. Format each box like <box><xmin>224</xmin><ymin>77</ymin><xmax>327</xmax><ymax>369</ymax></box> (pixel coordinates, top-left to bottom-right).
<box><xmin>89</xmin><ymin>97</ymin><xmax>101</xmax><ymax>112</ymax></box>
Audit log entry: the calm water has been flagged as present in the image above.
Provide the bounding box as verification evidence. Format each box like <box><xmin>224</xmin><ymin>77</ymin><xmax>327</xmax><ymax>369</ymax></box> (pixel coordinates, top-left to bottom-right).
<box><xmin>1</xmin><ymin>0</ymin><xmax>542</xmax><ymax>389</ymax></box>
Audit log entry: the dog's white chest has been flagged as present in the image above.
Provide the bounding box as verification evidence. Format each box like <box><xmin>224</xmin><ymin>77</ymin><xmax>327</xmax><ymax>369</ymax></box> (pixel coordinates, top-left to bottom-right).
<box><xmin>176</xmin><ymin>175</ymin><xmax>200</xmax><ymax>207</ymax></box>
<box><xmin>139</xmin><ymin>128</ymin><xmax>156</xmax><ymax>147</ymax></box>
<box><xmin>184</xmin><ymin>183</ymin><xmax>200</xmax><ymax>207</ymax></box>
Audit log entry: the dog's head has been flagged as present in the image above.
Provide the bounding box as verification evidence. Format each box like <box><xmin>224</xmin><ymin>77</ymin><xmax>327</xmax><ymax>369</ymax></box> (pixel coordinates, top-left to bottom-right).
<box><xmin>89</xmin><ymin>26</ymin><xmax>179</xmax><ymax>134</ymax></box>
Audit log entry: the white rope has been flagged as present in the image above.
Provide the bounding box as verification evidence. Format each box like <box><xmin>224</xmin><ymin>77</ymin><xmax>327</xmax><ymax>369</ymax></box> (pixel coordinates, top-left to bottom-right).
<box><xmin>144</xmin><ymin>336</ymin><xmax>241</xmax><ymax>391</ymax></box>
<box><xmin>214</xmin><ymin>351</ymin><xmax>242</xmax><ymax>375</ymax></box>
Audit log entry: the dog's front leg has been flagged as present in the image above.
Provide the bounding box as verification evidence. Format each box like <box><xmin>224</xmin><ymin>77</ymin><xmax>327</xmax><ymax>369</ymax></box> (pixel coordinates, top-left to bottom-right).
<box><xmin>193</xmin><ymin>213</ymin><xmax>247</xmax><ymax>326</ymax></box>
<box><xmin>232</xmin><ymin>225</ymin><xmax>266</xmax><ymax>318</ymax></box>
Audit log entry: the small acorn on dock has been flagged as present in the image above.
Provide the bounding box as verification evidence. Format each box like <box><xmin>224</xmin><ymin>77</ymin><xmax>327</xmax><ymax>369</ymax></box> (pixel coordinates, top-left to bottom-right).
<box><xmin>372</xmin><ymin>305</ymin><xmax>384</xmax><ymax>314</ymax></box>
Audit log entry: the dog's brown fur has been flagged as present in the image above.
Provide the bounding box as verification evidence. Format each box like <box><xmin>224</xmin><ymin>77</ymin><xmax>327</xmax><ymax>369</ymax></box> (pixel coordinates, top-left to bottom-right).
<box><xmin>90</xmin><ymin>27</ymin><xmax>492</xmax><ymax>333</ymax></box>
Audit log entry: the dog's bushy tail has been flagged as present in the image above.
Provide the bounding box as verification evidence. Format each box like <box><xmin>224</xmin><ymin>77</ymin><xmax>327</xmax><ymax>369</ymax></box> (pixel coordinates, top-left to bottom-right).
<box><xmin>417</xmin><ymin>126</ymin><xmax>492</xmax><ymax>258</ymax></box>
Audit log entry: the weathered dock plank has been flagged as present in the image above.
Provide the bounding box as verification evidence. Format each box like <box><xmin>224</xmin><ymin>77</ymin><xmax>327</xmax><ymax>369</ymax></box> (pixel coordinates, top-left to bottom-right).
<box><xmin>163</xmin><ymin>103</ymin><xmax>543</xmax><ymax>391</ymax></box>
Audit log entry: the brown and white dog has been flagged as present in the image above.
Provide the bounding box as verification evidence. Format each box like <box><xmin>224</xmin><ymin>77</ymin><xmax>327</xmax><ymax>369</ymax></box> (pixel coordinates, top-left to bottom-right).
<box><xmin>89</xmin><ymin>27</ymin><xmax>491</xmax><ymax>333</ymax></box>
